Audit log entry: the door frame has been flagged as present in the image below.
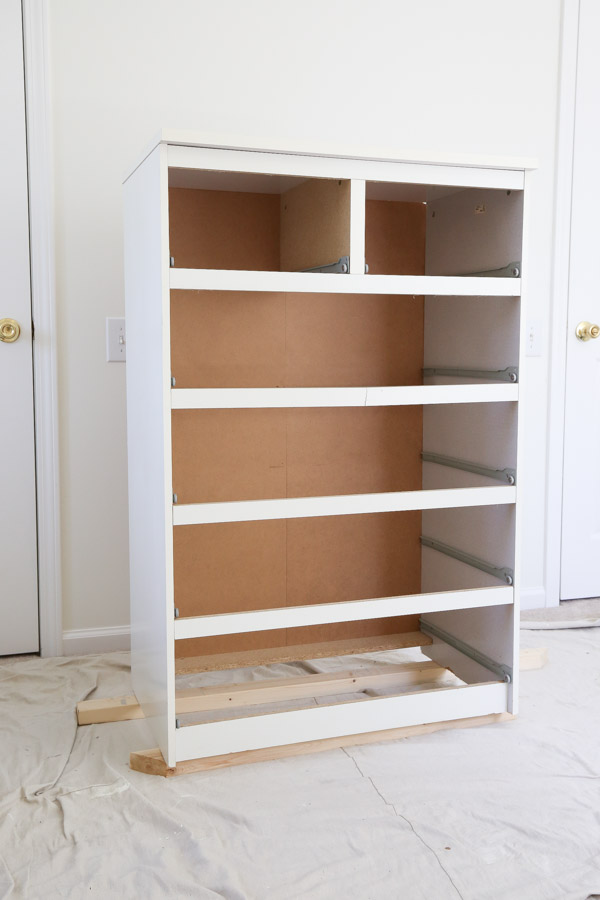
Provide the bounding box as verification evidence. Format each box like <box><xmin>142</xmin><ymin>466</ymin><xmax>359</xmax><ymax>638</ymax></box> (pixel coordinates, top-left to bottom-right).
<box><xmin>22</xmin><ymin>0</ymin><xmax>62</xmax><ymax>656</ymax></box>
<box><xmin>545</xmin><ymin>0</ymin><xmax>581</xmax><ymax>606</ymax></box>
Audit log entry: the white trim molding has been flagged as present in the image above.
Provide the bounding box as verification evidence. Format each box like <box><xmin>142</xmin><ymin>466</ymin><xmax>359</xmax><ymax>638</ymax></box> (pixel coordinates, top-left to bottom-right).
<box><xmin>519</xmin><ymin>586</ymin><xmax>547</xmax><ymax>612</ymax></box>
<box><xmin>62</xmin><ymin>625</ymin><xmax>131</xmax><ymax>656</ymax></box>
<box><xmin>22</xmin><ymin>0</ymin><xmax>63</xmax><ymax>655</ymax></box>
<box><xmin>545</xmin><ymin>0</ymin><xmax>580</xmax><ymax>608</ymax></box>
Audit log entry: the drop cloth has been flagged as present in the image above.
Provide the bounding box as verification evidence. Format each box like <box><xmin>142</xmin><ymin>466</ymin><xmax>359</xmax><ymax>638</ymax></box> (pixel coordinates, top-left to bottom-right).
<box><xmin>0</xmin><ymin>628</ymin><xmax>599</xmax><ymax>900</ymax></box>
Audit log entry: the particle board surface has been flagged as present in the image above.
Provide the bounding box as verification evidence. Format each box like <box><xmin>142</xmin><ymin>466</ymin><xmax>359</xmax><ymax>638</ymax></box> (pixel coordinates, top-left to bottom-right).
<box><xmin>176</xmin><ymin>616</ymin><xmax>421</xmax><ymax>659</ymax></box>
<box><xmin>175</xmin><ymin>629</ymin><xmax>429</xmax><ymax>673</ymax></box>
<box><xmin>519</xmin><ymin>646</ymin><xmax>548</xmax><ymax>670</ymax></box>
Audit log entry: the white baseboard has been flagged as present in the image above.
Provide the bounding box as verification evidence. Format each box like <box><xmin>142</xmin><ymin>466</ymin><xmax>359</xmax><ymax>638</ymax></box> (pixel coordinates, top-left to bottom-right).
<box><xmin>62</xmin><ymin>624</ymin><xmax>131</xmax><ymax>655</ymax></box>
<box><xmin>520</xmin><ymin>586</ymin><xmax>547</xmax><ymax>611</ymax></box>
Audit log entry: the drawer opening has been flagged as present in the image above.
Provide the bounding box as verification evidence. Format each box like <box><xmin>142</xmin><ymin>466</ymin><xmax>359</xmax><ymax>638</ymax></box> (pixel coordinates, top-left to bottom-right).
<box><xmin>168</xmin><ymin>168</ymin><xmax>351</xmax><ymax>273</ymax></box>
<box><xmin>172</xmin><ymin>504</ymin><xmax>515</xmax><ymax>664</ymax></box>
<box><xmin>171</xmin><ymin>402</ymin><xmax>517</xmax><ymax>505</ymax></box>
<box><xmin>169</xmin><ymin>291</ymin><xmax>519</xmax><ymax>390</ymax></box>
<box><xmin>365</xmin><ymin>181</ymin><xmax>523</xmax><ymax>278</ymax></box>
<box><xmin>172</xmin><ymin>667</ymin><xmax>509</xmax><ymax>762</ymax></box>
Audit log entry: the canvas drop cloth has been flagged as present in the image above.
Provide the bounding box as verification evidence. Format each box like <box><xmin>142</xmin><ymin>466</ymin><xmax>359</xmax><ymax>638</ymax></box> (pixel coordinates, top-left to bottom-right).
<box><xmin>1</xmin><ymin>627</ymin><xmax>599</xmax><ymax>900</ymax></box>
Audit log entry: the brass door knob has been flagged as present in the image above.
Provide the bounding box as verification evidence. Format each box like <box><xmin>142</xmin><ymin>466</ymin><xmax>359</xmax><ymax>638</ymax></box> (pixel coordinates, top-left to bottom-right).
<box><xmin>0</xmin><ymin>318</ymin><xmax>20</xmax><ymax>343</ymax></box>
<box><xmin>575</xmin><ymin>320</ymin><xmax>600</xmax><ymax>341</ymax></box>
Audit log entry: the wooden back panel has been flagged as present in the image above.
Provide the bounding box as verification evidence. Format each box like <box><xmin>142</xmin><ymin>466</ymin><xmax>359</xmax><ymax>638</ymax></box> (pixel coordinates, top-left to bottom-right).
<box><xmin>169</xmin><ymin>195</ymin><xmax>426</xmax><ymax>660</ymax></box>
<box><xmin>170</xmin><ymin>291</ymin><xmax>423</xmax><ymax>388</ymax></box>
<box><xmin>169</xmin><ymin>188</ymin><xmax>280</xmax><ymax>270</ymax></box>
<box><xmin>366</xmin><ymin>199</ymin><xmax>426</xmax><ymax>275</ymax></box>
<box><xmin>280</xmin><ymin>179</ymin><xmax>350</xmax><ymax>271</ymax></box>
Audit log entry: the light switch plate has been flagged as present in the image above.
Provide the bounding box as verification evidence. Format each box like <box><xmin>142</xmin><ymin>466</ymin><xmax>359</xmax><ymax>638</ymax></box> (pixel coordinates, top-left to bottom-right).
<box><xmin>106</xmin><ymin>317</ymin><xmax>126</xmax><ymax>362</ymax></box>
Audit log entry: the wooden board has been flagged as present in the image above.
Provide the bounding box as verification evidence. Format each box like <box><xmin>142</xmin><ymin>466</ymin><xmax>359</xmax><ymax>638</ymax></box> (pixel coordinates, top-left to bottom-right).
<box><xmin>76</xmin><ymin>660</ymin><xmax>449</xmax><ymax>724</ymax></box>
<box><xmin>279</xmin><ymin>178</ymin><xmax>350</xmax><ymax>271</ymax></box>
<box><xmin>175</xmin><ymin>660</ymin><xmax>448</xmax><ymax>712</ymax></box>
<box><xmin>130</xmin><ymin>712</ymin><xmax>514</xmax><ymax>776</ymax></box>
<box><xmin>76</xmin><ymin>647</ymin><xmax>542</xmax><ymax>727</ymax></box>
<box><xmin>77</xmin><ymin>695</ymin><xmax>144</xmax><ymax>725</ymax></box>
<box><xmin>519</xmin><ymin>646</ymin><xmax>548</xmax><ymax>670</ymax></box>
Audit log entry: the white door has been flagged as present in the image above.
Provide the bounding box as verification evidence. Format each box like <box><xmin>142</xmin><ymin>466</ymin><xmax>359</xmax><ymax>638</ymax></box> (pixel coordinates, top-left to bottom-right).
<box><xmin>561</xmin><ymin>0</ymin><xmax>600</xmax><ymax>599</ymax></box>
<box><xmin>0</xmin><ymin>0</ymin><xmax>39</xmax><ymax>653</ymax></box>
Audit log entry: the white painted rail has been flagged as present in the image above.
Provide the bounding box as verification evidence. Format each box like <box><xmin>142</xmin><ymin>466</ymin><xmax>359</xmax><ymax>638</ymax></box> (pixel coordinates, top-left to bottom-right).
<box><xmin>175</xmin><ymin>681</ymin><xmax>508</xmax><ymax>761</ymax></box>
<box><xmin>171</xmin><ymin>383</ymin><xmax>518</xmax><ymax>409</ymax></box>
<box><xmin>169</xmin><ymin>269</ymin><xmax>521</xmax><ymax>297</ymax></box>
<box><xmin>172</xmin><ymin>485</ymin><xmax>516</xmax><ymax>526</ymax></box>
<box><xmin>173</xmin><ymin>585</ymin><xmax>513</xmax><ymax>640</ymax></box>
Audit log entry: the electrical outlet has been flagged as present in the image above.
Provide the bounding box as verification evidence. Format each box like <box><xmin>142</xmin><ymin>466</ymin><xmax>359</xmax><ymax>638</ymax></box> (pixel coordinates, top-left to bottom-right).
<box><xmin>525</xmin><ymin>318</ymin><xmax>542</xmax><ymax>357</ymax></box>
<box><xmin>106</xmin><ymin>317</ymin><xmax>126</xmax><ymax>362</ymax></box>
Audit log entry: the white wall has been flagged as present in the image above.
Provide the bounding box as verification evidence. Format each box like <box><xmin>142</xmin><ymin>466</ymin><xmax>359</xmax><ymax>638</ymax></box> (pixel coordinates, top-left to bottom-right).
<box><xmin>48</xmin><ymin>0</ymin><xmax>562</xmax><ymax>638</ymax></box>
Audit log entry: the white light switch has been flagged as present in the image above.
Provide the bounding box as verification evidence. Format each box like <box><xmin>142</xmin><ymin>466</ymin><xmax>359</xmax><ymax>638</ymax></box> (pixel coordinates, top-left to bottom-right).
<box><xmin>106</xmin><ymin>317</ymin><xmax>126</xmax><ymax>362</ymax></box>
<box><xmin>525</xmin><ymin>318</ymin><xmax>542</xmax><ymax>357</ymax></box>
